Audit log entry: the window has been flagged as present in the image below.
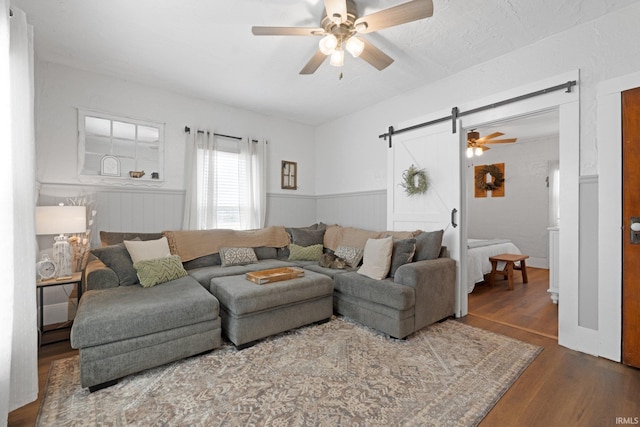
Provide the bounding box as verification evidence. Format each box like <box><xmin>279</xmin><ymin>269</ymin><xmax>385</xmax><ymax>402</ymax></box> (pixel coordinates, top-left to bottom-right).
<box><xmin>78</xmin><ymin>110</ymin><xmax>164</xmax><ymax>183</ymax></box>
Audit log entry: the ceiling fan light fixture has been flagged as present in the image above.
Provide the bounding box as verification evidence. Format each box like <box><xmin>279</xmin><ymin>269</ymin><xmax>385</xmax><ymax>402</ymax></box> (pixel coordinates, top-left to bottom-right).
<box><xmin>330</xmin><ymin>48</ymin><xmax>345</xmax><ymax>67</ymax></box>
<box><xmin>319</xmin><ymin>34</ymin><xmax>338</xmax><ymax>55</ymax></box>
<box><xmin>466</xmin><ymin>147</ymin><xmax>474</xmax><ymax>158</ymax></box>
<box><xmin>474</xmin><ymin>147</ymin><xmax>483</xmax><ymax>156</ymax></box>
<box><xmin>331</xmin><ymin>13</ymin><xmax>343</xmax><ymax>25</ymax></box>
<box><xmin>346</xmin><ymin>36</ymin><xmax>364</xmax><ymax>57</ymax></box>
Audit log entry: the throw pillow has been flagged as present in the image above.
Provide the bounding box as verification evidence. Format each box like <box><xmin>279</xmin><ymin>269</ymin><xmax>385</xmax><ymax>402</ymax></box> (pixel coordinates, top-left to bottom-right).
<box><xmin>133</xmin><ymin>255</ymin><xmax>188</xmax><ymax>288</ymax></box>
<box><xmin>219</xmin><ymin>247</ymin><xmax>258</xmax><ymax>266</ymax></box>
<box><xmin>358</xmin><ymin>236</ymin><xmax>394</xmax><ymax>280</ymax></box>
<box><xmin>334</xmin><ymin>245</ymin><xmax>364</xmax><ymax>268</ymax></box>
<box><xmin>288</xmin><ymin>243</ymin><xmax>323</xmax><ymax>261</ymax></box>
<box><xmin>290</xmin><ymin>228</ymin><xmax>326</xmax><ymax>247</ymax></box>
<box><xmin>124</xmin><ymin>236</ymin><xmax>172</xmax><ymax>264</ymax></box>
<box><xmin>414</xmin><ymin>230</ymin><xmax>444</xmax><ymax>261</ymax></box>
<box><xmin>388</xmin><ymin>238</ymin><xmax>417</xmax><ymax>278</ymax></box>
<box><xmin>91</xmin><ymin>243</ymin><xmax>138</xmax><ymax>286</ymax></box>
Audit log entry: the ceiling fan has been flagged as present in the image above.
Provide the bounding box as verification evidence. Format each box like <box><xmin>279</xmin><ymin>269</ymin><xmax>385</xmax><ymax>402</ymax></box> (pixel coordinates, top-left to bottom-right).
<box><xmin>466</xmin><ymin>131</ymin><xmax>517</xmax><ymax>158</ymax></box>
<box><xmin>251</xmin><ymin>0</ymin><xmax>434</xmax><ymax>75</ymax></box>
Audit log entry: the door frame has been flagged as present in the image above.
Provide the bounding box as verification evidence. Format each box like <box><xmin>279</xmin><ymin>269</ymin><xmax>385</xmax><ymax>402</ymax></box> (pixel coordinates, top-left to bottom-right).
<box><xmin>453</xmin><ymin>71</ymin><xmax>581</xmax><ymax>351</ymax></box>
<box><xmin>598</xmin><ymin>70</ymin><xmax>640</xmax><ymax>362</ymax></box>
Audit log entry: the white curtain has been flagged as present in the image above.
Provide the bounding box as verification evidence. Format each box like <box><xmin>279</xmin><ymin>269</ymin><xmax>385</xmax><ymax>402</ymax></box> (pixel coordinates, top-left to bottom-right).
<box><xmin>1</xmin><ymin>1</ymin><xmax>38</xmax><ymax>418</ymax></box>
<box><xmin>182</xmin><ymin>129</ymin><xmax>267</xmax><ymax>230</ymax></box>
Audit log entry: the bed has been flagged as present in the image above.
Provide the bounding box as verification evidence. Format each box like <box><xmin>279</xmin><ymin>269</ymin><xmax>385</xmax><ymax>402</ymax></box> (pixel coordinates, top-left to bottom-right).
<box><xmin>467</xmin><ymin>238</ymin><xmax>522</xmax><ymax>293</ymax></box>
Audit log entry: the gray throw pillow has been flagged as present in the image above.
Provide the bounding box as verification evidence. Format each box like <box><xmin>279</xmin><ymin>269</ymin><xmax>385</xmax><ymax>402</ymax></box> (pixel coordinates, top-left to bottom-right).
<box><xmin>290</xmin><ymin>228</ymin><xmax>325</xmax><ymax>247</ymax></box>
<box><xmin>414</xmin><ymin>230</ymin><xmax>444</xmax><ymax>261</ymax></box>
<box><xmin>91</xmin><ymin>243</ymin><xmax>138</xmax><ymax>286</ymax></box>
<box><xmin>388</xmin><ymin>238</ymin><xmax>416</xmax><ymax>278</ymax></box>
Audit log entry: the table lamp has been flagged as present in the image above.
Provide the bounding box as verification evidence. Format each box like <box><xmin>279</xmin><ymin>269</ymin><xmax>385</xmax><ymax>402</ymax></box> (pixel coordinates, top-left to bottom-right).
<box><xmin>36</xmin><ymin>204</ymin><xmax>86</xmax><ymax>279</ymax></box>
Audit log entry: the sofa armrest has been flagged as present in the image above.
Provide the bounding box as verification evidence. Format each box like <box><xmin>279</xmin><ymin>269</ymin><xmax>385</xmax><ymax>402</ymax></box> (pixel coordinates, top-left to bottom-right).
<box><xmin>394</xmin><ymin>257</ymin><xmax>456</xmax><ymax>330</ymax></box>
<box><xmin>83</xmin><ymin>258</ymin><xmax>120</xmax><ymax>292</ymax></box>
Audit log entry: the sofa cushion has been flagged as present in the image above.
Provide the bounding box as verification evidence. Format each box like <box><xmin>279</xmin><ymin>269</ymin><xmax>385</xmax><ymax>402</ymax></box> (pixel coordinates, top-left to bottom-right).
<box><xmin>99</xmin><ymin>231</ymin><xmax>164</xmax><ymax>247</ymax></box>
<box><xmin>358</xmin><ymin>236</ymin><xmax>394</xmax><ymax>280</ymax></box>
<box><xmin>71</xmin><ymin>276</ymin><xmax>218</xmax><ymax>348</ymax></box>
<box><xmin>133</xmin><ymin>255</ymin><xmax>189</xmax><ymax>288</ymax></box>
<box><xmin>290</xmin><ymin>228</ymin><xmax>325</xmax><ymax>246</ymax></box>
<box><xmin>333</xmin><ymin>272</ymin><xmax>415</xmax><ymax>311</ymax></box>
<box><xmin>91</xmin><ymin>243</ymin><xmax>138</xmax><ymax>286</ymax></box>
<box><xmin>189</xmin><ymin>259</ymin><xmax>294</xmax><ymax>288</ymax></box>
<box><xmin>124</xmin><ymin>237</ymin><xmax>172</xmax><ymax>263</ymax></box>
<box><xmin>288</xmin><ymin>243</ymin><xmax>323</xmax><ymax>261</ymax></box>
<box><xmin>220</xmin><ymin>247</ymin><xmax>258</xmax><ymax>266</ymax></box>
<box><xmin>210</xmin><ymin>270</ymin><xmax>333</xmax><ymax>316</ymax></box>
<box><xmin>388</xmin><ymin>238</ymin><xmax>417</xmax><ymax>278</ymax></box>
<box><xmin>414</xmin><ymin>230</ymin><xmax>444</xmax><ymax>261</ymax></box>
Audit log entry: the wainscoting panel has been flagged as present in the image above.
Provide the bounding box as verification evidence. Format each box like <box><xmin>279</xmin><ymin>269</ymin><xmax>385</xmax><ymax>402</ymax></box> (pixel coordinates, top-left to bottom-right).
<box><xmin>316</xmin><ymin>190</ymin><xmax>387</xmax><ymax>231</ymax></box>
<box><xmin>579</xmin><ymin>175</ymin><xmax>599</xmax><ymax>330</ymax></box>
<box><xmin>266</xmin><ymin>193</ymin><xmax>317</xmax><ymax>227</ymax></box>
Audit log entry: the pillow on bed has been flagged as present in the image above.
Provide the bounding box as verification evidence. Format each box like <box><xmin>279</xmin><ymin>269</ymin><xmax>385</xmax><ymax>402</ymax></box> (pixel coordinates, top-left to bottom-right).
<box><xmin>414</xmin><ymin>230</ymin><xmax>444</xmax><ymax>261</ymax></box>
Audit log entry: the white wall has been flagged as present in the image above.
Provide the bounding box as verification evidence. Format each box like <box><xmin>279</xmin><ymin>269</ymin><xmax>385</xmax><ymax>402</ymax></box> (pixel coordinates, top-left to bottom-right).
<box><xmin>315</xmin><ymin>3</ymin><xmax>640</xmax><ymax>187</ymax></box>
<box><xmin>467</xmin><ymin>134</ymin><xmax>559</xmax><ymax>268</ymax></box>
<box><xmin>36</xmin><ymin>61</ymin><xmax>317</xmax><ymax>196</ymax></box>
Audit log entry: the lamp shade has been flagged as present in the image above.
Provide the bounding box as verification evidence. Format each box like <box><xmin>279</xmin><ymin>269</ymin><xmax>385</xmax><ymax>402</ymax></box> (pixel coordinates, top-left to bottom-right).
<box><xmin>36</xmin><ymin>206</ymin><xmax>86</xmax><ymax>235</ymax></box>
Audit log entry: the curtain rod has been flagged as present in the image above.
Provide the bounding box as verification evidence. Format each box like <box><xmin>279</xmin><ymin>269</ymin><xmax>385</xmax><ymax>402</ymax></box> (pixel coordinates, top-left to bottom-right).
<box><xmin>378</xmin><ymin>80</ymin><xmax>577</xmax><ymax>147</ymax></box>
<box><xmin>184</xmin><ymin>126</ymin><xmax>242</xmax><ymax>141</ymax></box>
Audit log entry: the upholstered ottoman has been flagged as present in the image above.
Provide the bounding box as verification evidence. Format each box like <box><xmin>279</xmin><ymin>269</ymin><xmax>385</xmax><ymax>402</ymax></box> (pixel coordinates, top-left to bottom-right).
<box><xmin>71</xmin><ymin>276</ymin><xmax>222</xmax><ymax>391</ymax></box>
<box><xmin>210</xmin><ymin>270</ymin><xmax>333</xmax><ymax>348</ymax></box>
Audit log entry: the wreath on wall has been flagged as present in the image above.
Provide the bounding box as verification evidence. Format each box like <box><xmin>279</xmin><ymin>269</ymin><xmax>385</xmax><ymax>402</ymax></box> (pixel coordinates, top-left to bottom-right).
<box><xmin>475</xmin><ymin>164</ymin><xmax>504</xmax><ymax>191</ymax></box>
<box><xmin>400</xmin><ymin>165</ymin><xmax>428</xmax><ymax>196</ymax></box>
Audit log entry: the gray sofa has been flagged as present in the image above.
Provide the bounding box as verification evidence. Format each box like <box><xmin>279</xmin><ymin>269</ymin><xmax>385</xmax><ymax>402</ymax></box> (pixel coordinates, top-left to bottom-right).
<box><xmin>71</xmin><ymin>225</ymin><xmax>455</xmax><ymax>391</ymax></box>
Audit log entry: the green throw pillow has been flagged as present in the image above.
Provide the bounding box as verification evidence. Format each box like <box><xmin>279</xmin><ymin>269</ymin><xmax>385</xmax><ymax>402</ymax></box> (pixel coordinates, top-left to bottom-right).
<box><xmin>133</xmin><ymin>255</ymin><xmax>188</xmax><ymax>288</ymax></box>
<box><xmin>288</xmin><ymin>243</ymin><xmax>323</xmax><ymax>261</ymax></box>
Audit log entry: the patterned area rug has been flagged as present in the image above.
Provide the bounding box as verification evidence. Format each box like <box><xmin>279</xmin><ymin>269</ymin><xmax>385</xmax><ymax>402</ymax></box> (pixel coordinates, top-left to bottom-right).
<box><xmin>37</xmin><ymin>317</ymin><xmax>541</xmax><ymax>426</ymax></box>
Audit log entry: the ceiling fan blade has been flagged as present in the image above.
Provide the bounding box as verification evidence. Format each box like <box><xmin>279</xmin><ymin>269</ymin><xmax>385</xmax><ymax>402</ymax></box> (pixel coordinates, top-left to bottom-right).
<box><xmin>484</xmin><ymin>138</ymin><xmax>518</xmax><ymax>144</ymax></box>
<box><xmin>359</xmin><ymin>39</ymin><xmax>394</xmax><ymax>71</ymax></box>
<box><xmin>355</xmin><ymin>0</ymin><xmax>433</xmax><ymax>34</ymax></box>
<box><xmin>324</xmin><ymin>0</ymin><xmax>348</xmax><ymax>24</ymax></box>
<box><xmin>252</xmin><ymin>26</ymin><xmax>324</xmax><ymax>36</ymax></box>
<box><xmin>300</xmin><ymin>50</ymin><xmax>327</xmax><ymax>74</ymax></box>
<box><xmin>476</xmin><ymin>132</ymin><xmax>504</xmax><ymax>143</ymax></box>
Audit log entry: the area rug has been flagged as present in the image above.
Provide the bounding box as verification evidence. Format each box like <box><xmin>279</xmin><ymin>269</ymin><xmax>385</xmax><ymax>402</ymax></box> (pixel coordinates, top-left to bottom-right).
<box><xmin>37</xmin><ymin>317</ymin><xmax>541</xmax><ymax>426</ymax></box>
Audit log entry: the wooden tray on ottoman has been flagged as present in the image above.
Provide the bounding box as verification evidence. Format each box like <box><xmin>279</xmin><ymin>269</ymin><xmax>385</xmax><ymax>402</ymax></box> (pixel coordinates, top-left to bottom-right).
<box><xmin>246</xmin><ymin>267</ymin><xmax>305</xmax><ymax>285</ymax></box>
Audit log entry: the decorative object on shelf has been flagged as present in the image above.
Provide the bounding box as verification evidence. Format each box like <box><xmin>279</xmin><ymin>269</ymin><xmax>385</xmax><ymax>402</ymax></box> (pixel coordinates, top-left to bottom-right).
<box><xmin>100</xmin><ymin>155</ymin><xmax>120</xmax><ymax>176</ymax></box>
<box><xmin>281</xmin><ymin>161</ymin><xmax>297</xmax><ymax>190</ymax></box>
<box><xmin>36</xmin><ymin>254</ymin><xmax>57</xmax><ymax>281</ymax></box>
<box><xmin>151</xmin><ymin>172</ymin><xmax>159</xmax><ymax>179</ymax></box>
<box><xmin>67</xmin><ymin>195</ymin><xmax>97</xmax><ymax>272</ymax></box>
<box><xmin>474</xmin><ymin>163</ymin><xmax>505</xmax><ymax>198</ymax></box>
<box><xmin>400</xmin><ymin>164</ymin><xmax>428</xmax><ymax>196</ymax></box>
<box><xmin>129</xmin><ymin>170</ymin><xmax>145</xmax><ymax>178</ymax></box>
<box><xmin>36</xmin><ymin>204</ymin><xmax>87</xmax><ymax>279</ymax></box>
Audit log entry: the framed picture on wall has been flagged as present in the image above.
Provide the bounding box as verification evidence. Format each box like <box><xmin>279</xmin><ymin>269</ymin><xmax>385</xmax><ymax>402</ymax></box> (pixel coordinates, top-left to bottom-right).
<box><xmin>281</xmin><ymin>160</ymin><xmax>297</xmax><ymax>190</ymax></box>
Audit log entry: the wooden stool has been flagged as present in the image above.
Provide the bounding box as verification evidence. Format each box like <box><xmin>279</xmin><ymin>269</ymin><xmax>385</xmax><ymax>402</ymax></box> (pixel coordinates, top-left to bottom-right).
<box><xmin>488</xmin><ymin>253</ymin><xmax>529</xmax><ymax>290</ymax></box>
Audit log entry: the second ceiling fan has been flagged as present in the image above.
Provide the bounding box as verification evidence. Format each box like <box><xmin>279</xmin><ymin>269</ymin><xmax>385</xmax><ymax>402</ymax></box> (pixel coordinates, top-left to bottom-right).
<box><xmin>251</xmin><ymin>0</ymin><xmax>434</xmax><ymax>74</ymax></box>
<box><xmin>466</xmin><ymin>131</ymin><xmax>517</xmax><ymax>158</ymax></box>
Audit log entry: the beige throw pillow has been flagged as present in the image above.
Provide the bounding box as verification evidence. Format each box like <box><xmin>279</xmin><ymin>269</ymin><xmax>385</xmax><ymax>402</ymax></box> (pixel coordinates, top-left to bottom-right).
<box><xmin>357</xmin><ymin>236</ymin><xmax>394</xmax><ymax>280</ymax></box>
<box><xmin>124</xmin><ymin>237</ymin><xmax>172</xmax><ymax>264</ymax></box>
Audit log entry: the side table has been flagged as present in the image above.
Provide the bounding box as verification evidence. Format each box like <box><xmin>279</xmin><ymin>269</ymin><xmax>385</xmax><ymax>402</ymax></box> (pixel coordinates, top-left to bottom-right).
<box><xmin>37</xmin><ymin>272</ymin><xmax>82</xmax><ymax>345</ymax></box>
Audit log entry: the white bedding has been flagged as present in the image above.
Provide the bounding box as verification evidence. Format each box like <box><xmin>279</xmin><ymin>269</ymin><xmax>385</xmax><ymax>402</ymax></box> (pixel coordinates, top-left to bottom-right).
<box><xmin>467</xmin><ymin>238</ymin><xmax>522</xmax><ymax>293</ymax></box>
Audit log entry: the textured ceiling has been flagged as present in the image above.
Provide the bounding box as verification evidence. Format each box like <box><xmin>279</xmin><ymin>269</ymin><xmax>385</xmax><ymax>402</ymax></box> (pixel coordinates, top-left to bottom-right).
<box><xmin>12</xmin><ymin>0</ymin><xmax>638</xmax><ymax>126</ymax></box>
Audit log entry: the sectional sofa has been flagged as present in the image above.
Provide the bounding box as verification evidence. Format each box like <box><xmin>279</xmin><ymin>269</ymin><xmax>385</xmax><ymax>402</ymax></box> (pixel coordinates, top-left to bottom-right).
<box><xmin>70</xmin><ymin>224</ymin><xmax>456</xmax><ymax>391</ymax></box>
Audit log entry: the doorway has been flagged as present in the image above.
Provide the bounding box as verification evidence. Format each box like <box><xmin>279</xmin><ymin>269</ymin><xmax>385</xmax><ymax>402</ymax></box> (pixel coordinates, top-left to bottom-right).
<box><xmin>464</xmin><ymin>111</ymin><xmax>560</xmax><ymax>339</ymax></box>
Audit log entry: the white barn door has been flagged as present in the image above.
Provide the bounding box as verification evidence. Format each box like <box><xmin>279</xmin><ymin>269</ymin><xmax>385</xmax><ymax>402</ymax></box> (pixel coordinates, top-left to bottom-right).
<box><xmin>387</xmin><ymin>120</ymin><xmax>464</xmax><ymax>316</ymax></box>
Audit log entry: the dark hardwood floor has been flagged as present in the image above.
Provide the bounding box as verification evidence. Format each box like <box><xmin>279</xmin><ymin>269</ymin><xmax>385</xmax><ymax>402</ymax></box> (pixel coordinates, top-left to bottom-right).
<box><xmin>9</xmin><ymin>272</ymin><xmax>640</xmax><ymax>426</ymax></box>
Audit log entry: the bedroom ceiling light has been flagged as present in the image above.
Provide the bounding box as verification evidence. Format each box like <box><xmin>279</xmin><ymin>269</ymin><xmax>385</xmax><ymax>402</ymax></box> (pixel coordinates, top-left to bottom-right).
<box><xmin>330</xmin><ymin>48</ymin><xmax>345</xmax><ymax>67</ymax></box>
<box><xmin>466</xmin><ymin>146</ymin><xmax>484</xmax><ymax>158</ymax></box>
<box><xmin>346</xmin><ymin>36</ymin><xmax>365</xmax><ymax>57</ymax></box>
